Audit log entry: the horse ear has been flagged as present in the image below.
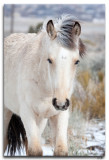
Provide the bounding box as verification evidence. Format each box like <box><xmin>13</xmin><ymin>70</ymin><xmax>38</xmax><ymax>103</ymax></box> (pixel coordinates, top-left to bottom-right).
<box><xmin>46</xmin><ymin>20</ymin><xmax>57</xmax><ymax>40</ymax></box>
<box><xmin>73</xmin><ymin>21</ymin><xmax>81</xmax><ymax>36</ymax></box>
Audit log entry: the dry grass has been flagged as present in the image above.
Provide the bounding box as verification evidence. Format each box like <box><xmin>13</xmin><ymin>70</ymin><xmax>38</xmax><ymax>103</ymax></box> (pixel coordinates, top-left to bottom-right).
<box><xmin>72</xmin><ymin>70</ymin><xmax>105</xmax><ymax>119</ymax></box>
<box><xmin>83</xmin><ymin>39</ymin><xmax>96</xmax><ymax>47</ymax></box>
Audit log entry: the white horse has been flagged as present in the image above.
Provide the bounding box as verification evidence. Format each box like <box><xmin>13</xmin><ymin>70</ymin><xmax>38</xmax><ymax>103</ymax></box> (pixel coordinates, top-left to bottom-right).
<box><xmin>4</xmin><ymin>15</ymin><xmax>86</xmax><ymax>156</ymax></box>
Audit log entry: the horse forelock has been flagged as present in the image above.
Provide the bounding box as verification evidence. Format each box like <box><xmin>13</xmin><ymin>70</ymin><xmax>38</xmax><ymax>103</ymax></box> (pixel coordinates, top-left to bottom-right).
<box><xmin>42</xmin><ymin>15</ymin><xmax>86</xmax><ymax>57</ymax></box>
<box><xmin>43</xmin><ymin>15</ymin><xmax>78</xmax><ymax>47</ymax></box>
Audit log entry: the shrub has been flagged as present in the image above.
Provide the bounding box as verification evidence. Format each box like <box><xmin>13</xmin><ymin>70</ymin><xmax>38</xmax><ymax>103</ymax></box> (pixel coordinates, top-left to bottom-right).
<box><xmin>72</xmin><ymin>71</ymin><xmax>105</xmax><ymax>119</ymax></box>
<box><xmin>28</xmin><ymin>26</ymin><xmax>35</xmax><ymax>33</ymax></box>
<box><xmin>28</xmin><ymin>22</ymin><xmax>43</xmax><ymax>33</ymax></box>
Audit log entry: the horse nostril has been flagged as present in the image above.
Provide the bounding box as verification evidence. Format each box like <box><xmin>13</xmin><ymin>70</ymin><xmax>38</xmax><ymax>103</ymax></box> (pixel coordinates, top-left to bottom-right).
<box><xmin>65</xmin><ymin>99</ymin><xmax>70</xmax><ymax>107</ymax></box>
<box><xmin>52</xmin><ymin>98</ymin><xmax>57</xmax><ymax>107</ymax></box>
<box><xmin>62</xmin><ymin>105</ymin><xmax>65</xmax><ymax>109</ymax></box>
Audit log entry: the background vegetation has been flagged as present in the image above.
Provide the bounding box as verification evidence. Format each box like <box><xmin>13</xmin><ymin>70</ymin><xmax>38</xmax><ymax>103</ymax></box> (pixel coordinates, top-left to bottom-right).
<box><xmin>28</xmin><ymin>23</ymin><xmax>42</xmax><ymax>33</ymax></box>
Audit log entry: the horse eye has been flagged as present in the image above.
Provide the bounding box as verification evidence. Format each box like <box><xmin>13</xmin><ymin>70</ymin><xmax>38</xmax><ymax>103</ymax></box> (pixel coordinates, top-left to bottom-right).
<box><xmin>47</xmin><ymin>58</ymin><xmax>52</xmax><ymax>64</ymax></box>
<box><xmin>75</xmin><ymin>60</ymin><xmax>80</xmax><ymax>65</ymax></box>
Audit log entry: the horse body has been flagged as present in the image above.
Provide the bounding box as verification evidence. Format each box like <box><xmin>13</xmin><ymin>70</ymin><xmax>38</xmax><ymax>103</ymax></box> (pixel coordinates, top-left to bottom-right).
<box><xmin>4</xmin><ymin>15</ymin><xmax>86</xmax><ymax>156</ymax></box>
<box><xmin>4</xmin><ymin>33</ymin><xmax>61</xmax><ymax>117</ymax></box>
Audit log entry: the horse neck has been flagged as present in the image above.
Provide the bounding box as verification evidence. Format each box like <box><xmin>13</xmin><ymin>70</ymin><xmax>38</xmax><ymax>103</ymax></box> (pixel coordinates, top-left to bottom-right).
<box><xmin>36</xmin><ymin>33</ymin><xmax>49</xmax><ymax>81</ymax></box>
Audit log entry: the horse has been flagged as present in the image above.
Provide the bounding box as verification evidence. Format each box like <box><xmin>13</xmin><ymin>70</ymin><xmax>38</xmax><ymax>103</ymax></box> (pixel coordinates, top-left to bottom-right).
<box><xmin>4</xmin><ymin>15</ymin><xmax>86</xmax><ymax>156</ymax></box>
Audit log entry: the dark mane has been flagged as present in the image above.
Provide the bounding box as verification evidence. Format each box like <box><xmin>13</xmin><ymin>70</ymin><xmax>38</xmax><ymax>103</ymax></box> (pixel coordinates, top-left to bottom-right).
<box><xmin>51</xmin><ymin>15</ymin><xmax>86</xmax><ymax>57</ymax></box>
<box><xmin>57</xmin><ymin>18</ymin><xmax>78</xmax><ymax>49</ymax></box>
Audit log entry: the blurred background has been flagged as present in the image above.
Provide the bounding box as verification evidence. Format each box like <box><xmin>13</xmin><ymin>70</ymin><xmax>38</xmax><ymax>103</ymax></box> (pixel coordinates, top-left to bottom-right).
<box><xmin>4</xmin><ymin>4</ymin><xmax>105</xmax><ymax>157</ymax></box>
<box><xmin>4</xmin><ymin>4</ymin><xmax>105</xmax><ymax>36</ymax></box>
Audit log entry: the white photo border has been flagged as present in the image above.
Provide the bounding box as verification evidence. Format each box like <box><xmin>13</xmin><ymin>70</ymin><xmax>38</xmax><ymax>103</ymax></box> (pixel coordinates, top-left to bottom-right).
<box><xmin>0</xmin><ymin>1</ymin><xmax>108</xmax><ymax>160</ymax></box>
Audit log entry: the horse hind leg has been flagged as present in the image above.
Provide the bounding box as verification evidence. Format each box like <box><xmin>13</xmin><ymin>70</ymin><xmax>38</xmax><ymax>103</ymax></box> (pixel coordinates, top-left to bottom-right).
<box><xmin>4</xmin><ymin>107</ymin><xmax>12</xmax><ymax>154</ymax></box>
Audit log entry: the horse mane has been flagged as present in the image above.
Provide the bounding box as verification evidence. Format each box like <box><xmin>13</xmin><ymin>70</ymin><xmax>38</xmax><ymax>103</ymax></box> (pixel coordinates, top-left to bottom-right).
<box><xmin>43</xmin><ymin>15</ymin><xmax>86</xmax><ymax>57</ymax></box>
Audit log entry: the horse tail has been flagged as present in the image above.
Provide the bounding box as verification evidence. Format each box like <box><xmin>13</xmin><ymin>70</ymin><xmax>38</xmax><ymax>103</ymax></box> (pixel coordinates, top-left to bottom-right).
<box><xmin>7</xmin><ymin>114</ymin><xmax>28</xmax><ymax>156</ymax></box>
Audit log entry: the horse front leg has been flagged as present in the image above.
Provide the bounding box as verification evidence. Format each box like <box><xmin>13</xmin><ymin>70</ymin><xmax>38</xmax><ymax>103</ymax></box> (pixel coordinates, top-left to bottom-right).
<box><xmin>20</xmin><ymin>106</ymin><xmax>43</xmax><ymax>156</ymax></box>
<box><xmin>50</xmin><ymin>110</ymin><xmax>69</xmax><ymax>156</ymax></box>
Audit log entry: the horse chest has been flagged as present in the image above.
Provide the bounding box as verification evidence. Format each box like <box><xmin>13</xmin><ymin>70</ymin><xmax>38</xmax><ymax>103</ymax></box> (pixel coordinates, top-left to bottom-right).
<box><xmin>33</xmin><ymin>98</ymin><xmax>60</xmax><ymax>118</ymax></box>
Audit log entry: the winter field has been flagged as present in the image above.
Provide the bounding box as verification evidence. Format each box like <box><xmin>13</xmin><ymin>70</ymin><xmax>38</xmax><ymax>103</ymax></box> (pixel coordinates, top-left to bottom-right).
<box><xmin>4</xmin><ymin>113</ymin><xmax>105</xmax><ymax>157</ymax></box>
<box><xmin>4</xmin><ymin>15</ymin><xmax>105</xmax><ymax>157</ymax></box>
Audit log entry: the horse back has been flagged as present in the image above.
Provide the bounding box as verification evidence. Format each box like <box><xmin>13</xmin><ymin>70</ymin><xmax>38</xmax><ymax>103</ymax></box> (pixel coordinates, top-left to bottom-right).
<box><xmin>4</xmin><ymin>33</ymin><xmax>37</xmax><ymax>113</ymax></box>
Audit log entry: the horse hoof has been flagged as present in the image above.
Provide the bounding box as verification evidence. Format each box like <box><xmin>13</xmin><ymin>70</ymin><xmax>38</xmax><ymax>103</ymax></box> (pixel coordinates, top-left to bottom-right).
<box><xmin>28</xmin><ymin>148</ymin><xmax>43</xmax><ymax>157</ymax></box>
<box><xmin>54</xmin><ymin>146</ymin><xmax>68</xmax><ymax>156</ymax></box>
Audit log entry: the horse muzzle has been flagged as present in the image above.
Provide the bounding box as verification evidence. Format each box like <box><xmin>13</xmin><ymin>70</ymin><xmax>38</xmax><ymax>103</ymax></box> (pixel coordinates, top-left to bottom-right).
<box><xmin>52</xmin><ymin>98</ymin><xmax>70</xmax><ymax>111</ymax></box>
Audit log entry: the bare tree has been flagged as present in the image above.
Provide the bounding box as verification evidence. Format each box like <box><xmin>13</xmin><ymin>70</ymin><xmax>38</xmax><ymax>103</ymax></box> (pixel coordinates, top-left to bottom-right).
<box><xmin>10</xmin><ymin>4</ymin><xmax>14</xmax><ymax>33</ymax></box>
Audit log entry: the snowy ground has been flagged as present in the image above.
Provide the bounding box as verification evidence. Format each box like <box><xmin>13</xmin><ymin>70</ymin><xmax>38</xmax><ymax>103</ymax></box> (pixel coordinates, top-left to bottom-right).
<box><xmin>80</xmin><ymin>119</ymin><xmax>105</xmax><ymax>156</ymax></box>
<box><xmin>4</xmin><ymin>118</ymin><xmax>105</xmax><ymax>157</ymax></box>
<box><xmin>4</xmin><ymin>145</ymin><xmax>54</xmax><ymax>156</ymax></box>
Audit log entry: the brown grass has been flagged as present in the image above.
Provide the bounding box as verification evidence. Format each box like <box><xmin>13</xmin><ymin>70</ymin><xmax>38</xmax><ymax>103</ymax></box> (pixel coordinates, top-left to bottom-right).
<box><xmin>83</xmin><ymin>39</ymin><xmax>96</xmax><ymax>47</ymax></box>
<box><xmin>72</xmin><ymin>71</ymin><xmax>105</xmax><ymax>119</ymax></box>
